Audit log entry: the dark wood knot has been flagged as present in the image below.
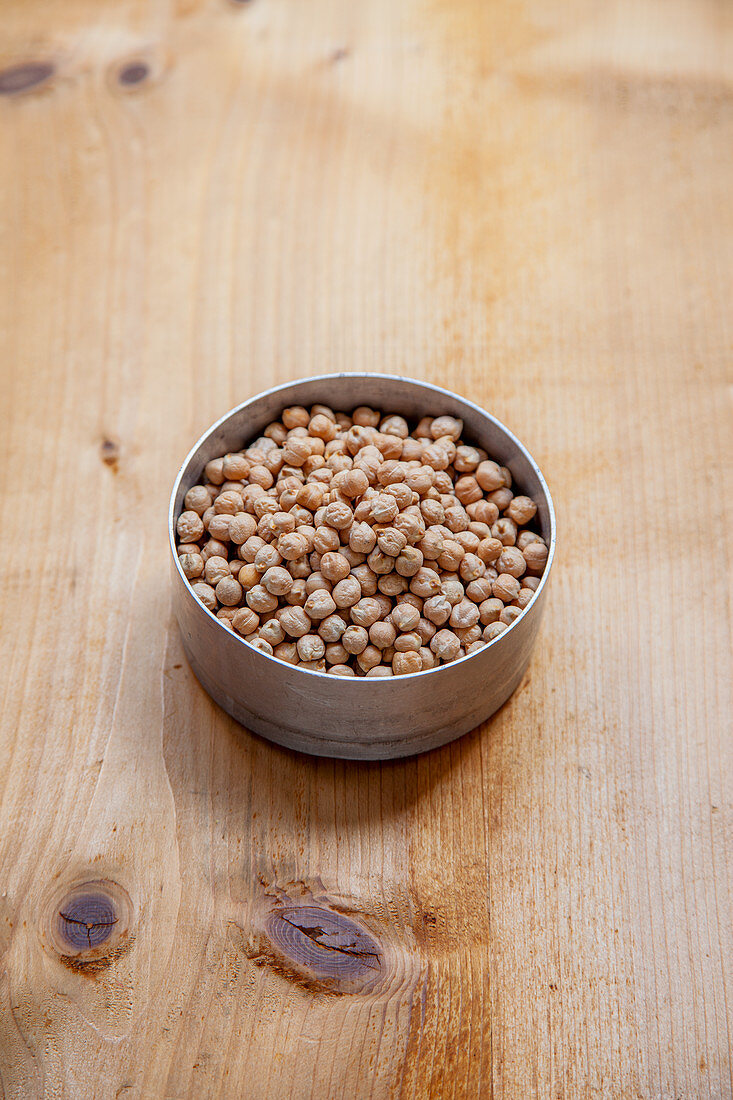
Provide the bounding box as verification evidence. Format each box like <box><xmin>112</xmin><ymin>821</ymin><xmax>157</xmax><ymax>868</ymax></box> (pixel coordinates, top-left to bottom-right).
<box><xmin>100</xmin><ymin>437</ymin><xmax>120</xmax><ymax>468</ymax></box>
<box><xmin>265</xmin><ymin>905</ymin><xmax>383</xmax><ymax>986</ymax></box>
<box><xmin>118</xmin><ymin>61</ymin><xmax>149</xmax><ymax>87</ymax></box>
<box><xmin>0</xmin><ymin>62</ymin><xmax>55</xmax><ymax>96</ymax></box>
<box><xmin>45</xmin><ymin>880</ymin><xmax>133</xmax><ymax>974</ymax></box>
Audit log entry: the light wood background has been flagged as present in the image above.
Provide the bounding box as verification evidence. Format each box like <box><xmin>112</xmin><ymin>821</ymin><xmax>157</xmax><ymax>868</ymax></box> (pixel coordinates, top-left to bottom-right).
<box><xmin>0</xmin><ymin>0</ymin><xmax>731</xmax><ymax>1097</ymax></box>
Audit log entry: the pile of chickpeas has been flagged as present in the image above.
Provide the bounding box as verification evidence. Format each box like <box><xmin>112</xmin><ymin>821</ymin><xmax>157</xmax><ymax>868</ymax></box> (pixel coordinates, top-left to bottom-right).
<box><xmin>175</xmin><ymin>404</ymin><xmax>549</xmax><ymax>677</ymax></box>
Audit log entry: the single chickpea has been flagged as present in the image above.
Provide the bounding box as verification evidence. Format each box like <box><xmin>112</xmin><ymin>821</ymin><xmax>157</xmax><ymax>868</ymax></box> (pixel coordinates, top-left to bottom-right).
<box><xmin>313</xmin><ymin>525</ymin><xmax>341</xmax><ymax>555</ymax></box>
<box><xmin>468</xmin><ymin>521</ymin><xmax>492</xmax><ymax>540</ymax></box>
<box><xmin>391</xmin><ymin>602</ymin><xmax>420</xmax><ymax>632</ymax></box>
<box><xmin>459</xmin><ymin>554</ymin><xmax>486</xmax><ymax>583</ymax></box>
<box><xmin>282</xmin><ymin>437</ymin><xmax>312</xmax><ymax>467</ymax></box>
<box><xmin>180</xmin><ymin>552</ymin><xmax>204</xmax><ymax>579</ymax></box>
<box><xmin>416</xmin><ymin>617</ymin><xmax>436</xmax><ymax>644</ymax></box>
<box><xmin>332</xmin><ymin>576</ymin><xmax>361</xmax><ymax>608</ymax></box>
<box><xmin>357</xmin><ymin>645</ymin><xmax>383</xmax><ymax>673</ymax></box>
<box><xmin>422</xmin><ymin>444</ymin><xmax>451</xmax><ymax>472</ymax></box>
<box><xmin>498</xmin><ymin>602</ymin><xmax>522</xmax><ymax>626</ymax></box>
<box><xmin>465</xmin><ymin>577</ymin><xmax>493</xmax><ymax>604</ymax></box>
<box><xmin>335</xmin><ymin>468</ymin><xmax>369</xmax><ymax>499</ymax></box>
<box><xmin>204</xmin><ymin>556</ymin><xmax>231</xmax><ymax>586</ymax></box>
<box><xmin>430</xmin><ymin>629</ymin><xmax>461</xmax><ymax>662</ymax></box>
<box><xmin>229</xmin><ymin>513</ymin><xmax>257</xmax><ymax>544</ymax></box>
<box><xmin>454</xmin><ymin>476</ymin><xmax>483</xmax><ymax>505</ymax></box>
<box><xmin>330</xmin><ymin>664</ymin><xmax>356</xmax><ymax>676</ymax></box>
<box><xmin>393</xmin><ymin>651</ymin><xmax>423</xmax><ymax>675</ymax></box>
<box><xmin>454</xmin><ymin>445</ymin><xmax>481</xmax><ymax>473</ymax></box>
<box><xmin>298</xmin><ymin>658</ymin><xmax>326</xmax><ymax>671</ymax></box>
<box><xmin>325</xmin><ymin>642</ymin><xmax>350</xmax><ymax>665</ymax></box>
<box><xmin>440</xmin><ymin>579</ymin><xmax>465</xmax><ymax>606</ymax></box>
<box><xmin>177</xmin><ymin>511</ymin><xmax>204</xmax><ymax>543</ymax></box>
<box><xmin>264</xmin><ymin>422</ymin><xmax>288</xmax><ymax>444</ymax></box>
<box><xmin>443</xmin><ymin>506</ymin><xmax>469</xmax><ymax>534</ymax></box>
<box><xmin>404</xmin><ymin>465</ymin><xmax>435</xmax><ymax>496</ymax></box>
<box><xmin>394</xmin><ymin>510</ymin><xmax>425</xmax><ymax>544</ymax></box>
<box><xmin>420</xmin><ymin>498</ymin><xmax>445</xmax><ymax>525</ymax></box>
<box><xmin>282</xmin><ymin>406</ymin><xmax>310</xmax><ymax>429</ymax></box>
<box><xmin>295</xmin><ymin>525</ymin><xmax>316</xmax><ymax>552</ymax></box>
<box><xmin>192</xmin><ymin>582</ymin><xmax>217</xmax><ymax>611</ymax></box>
<box><xmin>377</xmin><ymin>460</ymin><xmax>406</xmax><ymax>486</ymax></box>
<box><xmin>350</xmin><ymin>597</ymin><xmax>382</xmax><ymax>628</ymax></box>
<box><xmin>177</xmin><ymin>543</ymin><xmax>201</xmax><ymax>556</ymax></box>
<box><xmin>410</xmin><ymin>567</ymin><xmax>442</xmax><ymax>598</ymax></box>
<box><xmin>430</xmin><ymin>416</ymin><xmax>462</xmax><ymax>442</ymax></box>
<box><xmin>414</xmin><ymin>416</ymin><xmax>434</xmax><ymax>438</ymax></box>
<box><xmin>285</xmin><ymin>578</ymin><xmax>308</xmax><ymax>605</ymax></box>
<box><xmin>376</xmin><ymin>527</ymin><xmax>407</xmax><ymax>558</ymax></box>
<box><xmin>297</xmin><ymin>634</ymin><xmax>326</xmax><ymax>662</ymax></box>
<box><xmin>418</xmin><ymin>529</ymin><xmax>445</xmax><ymax>560</ymax></box>
<box><xmin>475</xmin><ymin>460</ymin><xmax>505</xmax><ymax>492</ymax></box>
<box><xmin>340</xmin><ymin>546</ymin><xmax>366</xmax><ymax>568</ymax></box>
<box><xmin>304</xmin><ymin>590</ymin><xmax>337</xmax><ymax>620</ymax></box>
<box><xmin>423</xmin><ymin>594</ymin><xmax>452</xmax><ymax>626</ymax></box>
<box><xmin>351</xmin><ymin>564</ymin><xmax>378</xmax><ymax>595</ymax></box>
<box><xmin>523</xmin><ymin>542</ymin><xmax>549</xmax><ymax>573</ymax></box>
<box><xmin>239</xmin><ymin>535</ymin><xmax>266</xmax><ymax>563</ymax></box>
<box><xmin>437</xmin><ymin>539</ymin><xmax>465</xmax><ymax>571</ymax></box>
<box><xmin>477</xmin><ymin>537</ymin><xmax>503</xmax><ymax>564</ymax></box>
<box><xmin>378</xmin><ymin>573</ymin><xmax>408</xmax><ymax>596</ymax></box>
<box><xmin>367</xmin><ymin>548</ymin><xmax>395</xmax><ymax>575</ymax></box>
<box><xmin>204</xmin><ymin>458</ymin><xmax>225</xmax><ymax>485</ymax></box>
<box><xmin>248</xmin><ymin>465</ymin><xmax>274</xmax><ymax>490</ymax></box>
<box><xmin>395</xmin><ymin>546</ymin><xmax>424</xmax><ymax>577</ymax></box>
<box><xmin>245</xmin><ymin>584</ymin><xmax>278</xmax><ymax>614</ymax></box>
<box><xmin>455</xmin><ymin>530</ymin><xmax>480</xmax><ymax>553</ymax></box>
<box><xmin>222</xmin><ymin>454</ymin><xmax>250</xmax><ymax>481</ymax></box>
<box><xmin>277</xmin><ymin>531</ymin><xmax>309</xmax><ymax>560</ymax></box>
<box><xmin>374</xmin><ymin>433</ymin><xmax>403</xmax><ymax>461</ymax></box>
<box><xmin>309</xmin><ymin>414</ymin><xmax>338</xmax><ymax>441</ymax></box>
<box><xmin>449</xmin><ymin>599</ymin><xmax>480</xmax><ymax>630</ymax></box>
<box><xmin>419</xmin><ymin>647</ymin><xmax>438</xmax><ymax>669</ymax></box>
<box><xmin>491</xmin><ymin>518</ymin><xmax>517</xmax><ymax>547</ymax></box>
<box><xmin>379</xmin><ymin>414</ymin><xmax>409</xmax><ymax>438</ymax></box>
<box><xmin>382</xmin><ymin>646</ymin><xmax>396</xmax><ymax>663</ymax></box>
<box><xmin>456</xmin><ymin>624</ymin><xmax>482</xmax><ymax>645</ymax></box>
<box><xmin>384</xmin><ymin>483</ymin><xmax>413</xmax><ymax>511</ymax></box>
<box><xmin>232</xmin><ymin>607</ymin><xmax>259</xmax><ymax>636</ymax></box>
<box><xmin>349</xmin><ymin>521</ymin><xmax>377</xmax><ymax>554</ymax></box>
<box><xmin>394</xmin><ymin>631</ymin><xmax>421</xmax><ymax>653</ymax></box>
<box><xmin>369</xmin><ymin>620</ymin><xmax>397</xmax><ymax>650</ymax></box>
<box><xmin>346</xmin><ymin>425</ymin><xmax>379</xmax><ymax>454</ymax></box>
<box><xmin>401</xmin><ymin>438</ymin><xmax>425</xmax><ymax>462</ymax></box>
<box><xmin>253</xmin><ymin>545</ymin><xmax>282</xmax><ymax>573</ymax></box>
<box><xmin>522</xmin><ymin>575</ymin><xmax>541</xmax><ymax>592</ymax></box>
<box><xmin>238</xmin><ymin>563</ymin><xmax>261</xmax><ymax>591</ymax></box>
<box><xmin>496</xmin><ymin>546</ymin><xmax>526</xmax><ymax>579</ymax></box>
<box><xmin>493</xmin><ymin>573</ymin><xmax>521</xmax><ymax>603</ymax></box>
<box><xmin>487</xmin><ymin>488</ymin><xmax>514</xmax><ymax>511</ymax></box>
<box><xmin>466</xmin><ymin>640</ymin><xmax>486</xmax><ymax>654</ymax></box>
<box><xmin>371</xmin><ymin>494</ymin><xmax>399</xmax><ymax>524</ymax></box>
<box><xmin>215</xmin><ymin>575</ymin><xmax>242</xmax><ymax>607</ymax></box>
<box><xmin>320</xmin><ymin>551</ymin><xmax>351</xmax><ymax>582</ymax></box>
<box><xmin>352</xmin><ymin>406</ymin><xmax>380</xmax><ymax>427</ymax></box>
<box><xmin>305</xmin><ymin>571</ymin><xmax>332</xmax><ymax>594</ymax></box>
<box><xmin>366</xmin><ymin>666</ymin><xmax>393</xmax><ymax>677</ymax></box>
<box><xmin>207</xmin><ymin>514</ymin><xmax>232</xmax><ymax>542</ymax></box>
<box><xmin>274</xmin><ymin>640</ymin><xmax>299</xmax><ymax>664</ymax></box>
<box><xmin>248</xmin><ymin>637</ymin><xmax>274</xmax><ymax>655</ymax></box>
<box><xmin>296</xmin><ymin>483</ymin><xmax>326</xmax><ymax>512</ymax></box>
<box><xmin>324</xmin><ymin>501</ymin><xmax>353</xmax><ymax>530</ymax></box>
<box><xmin>342</xmin><ymin>625</ymin><xmax>369</xmax><ymax>655</ymax></box>
<box><xmin>280</xmin><ymin>606</ymin><xmax>312</xmax><ymax>638</ymax></box>
<box><xmin>259</xmin><ymin>618</ymin><xmax>286</xmax><ymax>646</ymax></box>
<box><xmin>184</xmin><ymin>485</ymin><xmax>212</xmax><ymax>515</ymax></box>
<box><xmin>319</xmin><ymin>614</ymin><xmax>348</xmax><ymax>642</ymax></box>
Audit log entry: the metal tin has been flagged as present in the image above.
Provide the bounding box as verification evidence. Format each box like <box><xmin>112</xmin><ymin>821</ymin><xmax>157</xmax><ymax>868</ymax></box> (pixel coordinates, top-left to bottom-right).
<box><xmin>169</xmin><ymin>374</ymin><xmax>556</xmax><ymax>759</ymax></box>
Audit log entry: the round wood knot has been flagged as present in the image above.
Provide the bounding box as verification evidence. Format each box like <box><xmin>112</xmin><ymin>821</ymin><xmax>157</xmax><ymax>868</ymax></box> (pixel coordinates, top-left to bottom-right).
<box><xmin>118</xmin><ymin>61</ymin><xmax>149</xmax><ymax>87</ymax></box>
<box><xmin>264</xmin><ymin>905</ymin><xmax>383</xmax><ymax>990</ymax></box>
<box><xmin>0</xmin><ymin>62</ymin><xmax>54</xmax><ymax>96</ymax></box>
<box><xmin>45</xmin><ymin>880</ymin><xmax>133</xmax><ymax>972</ymax></box>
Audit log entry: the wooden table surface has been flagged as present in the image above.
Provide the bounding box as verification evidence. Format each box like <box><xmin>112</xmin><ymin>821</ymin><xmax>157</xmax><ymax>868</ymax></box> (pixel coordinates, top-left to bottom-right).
<box><xmin>1</xmin><ymin>1</ymin><xmax>731</xmax><ymax>1097</ymax></box>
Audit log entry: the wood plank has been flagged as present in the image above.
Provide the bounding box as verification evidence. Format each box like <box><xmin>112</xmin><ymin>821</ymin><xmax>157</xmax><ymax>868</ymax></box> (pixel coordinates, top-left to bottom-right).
<box><xmin>0</xmin><ymin>0</ymin><xmax>730</xmax><ymax>1096</ymax></box>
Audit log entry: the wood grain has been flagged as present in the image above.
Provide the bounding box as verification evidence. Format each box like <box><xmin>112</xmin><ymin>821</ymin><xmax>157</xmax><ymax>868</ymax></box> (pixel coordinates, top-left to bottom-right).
<box><xmin>0</xmin><ymin>0</ymin><xmax>731</xmax><ymax>1097</ymax></box>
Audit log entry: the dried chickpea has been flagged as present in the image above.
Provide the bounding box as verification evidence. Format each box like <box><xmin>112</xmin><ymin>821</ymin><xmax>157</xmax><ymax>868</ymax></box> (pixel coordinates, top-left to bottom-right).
<box><xmin>366</xmin><ymin>666</ymin><xmax>393</xmax><ymax>677</ymax></box>
<box><xmin>496</xmin><ymin>546</ymin><xmax>526</xmax><ymax>579</ymax></box>
<box><xmin>369</xmin><ymin>620</ymin><xmax>397</xmax><ymax>650</ymax></box>
<box><xmin>261</xmin><ymin>566</ymin><xmax>293</xmax><ymax>596</ymax></box>
<box><xmin>352</xmin><ymin>406</ymin><xmax>380</xmax><ymax>427</ymax></box>
<box><xmin>351</xmin><ymin>564</ymin><xmax>378</xmax><ymax>595</ymax></box>
<box><xmin>332</xmin><ymin>576</ymin><xmax>361</xmax><ymax>608</ymax></box>
<box><xmin>378</xmin><ymin>573</ymin><xmax>408</xmax><ymax>596</ymax></box>
<box><xmin>285</xmin><ymin>578</ymin><xmax>308</xmax><ymax>605</ymax></box>
<box><xmin>465</xmin><ymin>577</ymin><xmax>493</xmax><ymax>604</ymax></box>
<box><xmin>232</xmin><ymin>607</ymin><xmax>259</xmax><ymax>636</ymax></box>
<box><xmin>297</xmin><ymin>634</ymin><xmax>326</xmax><ymax>662</ymax></box>
<box><xmin>522</xmin><ymin>575</ymin><xmax>541</xmax><ymax>592</ymax></box>
<box><xmin>204</xmin><ymin>556</ymin><xmax>231</xmax><ymax>586</ymax></box>
<box><xmin>314</xmin><ymin>525</ymin><xmax>341</xmax><ymax>554</ymax></box>
<box><xmin>475</xmin><ymin>460</ymin><xmax>504</xmax><ymax>492</ymax></box>
<box><xmin>280</xmin><ymin>606</ymin><xmax>312</xmax><ymax>638</ymax></box>
<box><xmin>350</xmin><ymin>597</ymin><xmax>383</xmax><ymax>628</ymax></box>
<box><xmin>449</xmin><ymin>599</ymin><xmax>480</xmax><ymax>629</ymax></box>
<box><xmin>500</xmin><ymin>605</ymin><xmax>522</xmax><ymax>627</ymax></box>
<box><xmin>349</xmin><ymin>522</ymin><xmax>377</xmax><ymax>554</ymax></box>
<box><xmin>245</xmin><ymin>584</ymin><xmax>278</xmax><ymax>613</ymax></box>
<box><xmin>410</xmin><ymin>567</ymin><xmax>442</xmax><ymax>598</ymax></box>
<box><xmin>215</xmin><ymin>576</ymin><xmax>242</xmax><ymax>607</ymax></box>
<box><xmin>430</xmin><ymin>416</ymin><xmax>462</xmax><ymax>441</ymax></box>
<box><xmin>177</xmin><ymin>543</ymin><xmax>201</xmax><ymax>557</ymax></box>
<box><xmin>177</xmin><ymin>511</ymin><xmax>204</xmax><ymax>543</ymax></box>
<box><xmin>391</xmin><ymin>602</ymin><xmax>420</xmax><ymax>632</ymax></box>
<box><xmin>459</xmin><ymin>554</ymin><xmax>485</xmax><ymax>583</ymax></box>
<box><xmin>430</xmin><ymin>629</ymin><xmax>461</xmax><ymax>662</ymax></box>
<box><xmin>493</xmin><ymin>573</ymin><xmax>521</xmax><ymax>603</ymax></box>
<box><xmin>483</xmin><ymin>622</ymin><xmax>507</xmax><ymax>642</ymax></box>
<box><xmin>342</xmin><ymin>625</ymin><xmax>369</xmax><ymax>655</ymax></box>
<box><xmin>357</xmin><ymin>645</ymin><xmax>383</xmax><ymax>672</ymax></box>
<box><xmin>393</xmin><ymin>651</ymin><xmax>422</xmax><ymax>675</ymax></box>
<box><xmin>278</xmin><ymin>531</ymin><xmax>309</xmax><ymax>560</ymax></box>
<box><xmin>180</xmin><ymin>552</ymin><xmax>204</xmax><ymax>579</ymax></box>
<box><xmin>274</xmin><ymin>640</ymin><xmax>299</xmax><ymax>664</ymax></box>
<box><xmin>394</xmin><ymin>631</ymin><xmax>421</xmax><ymax>653</ymax></box>
<box><xmin>204</xmin><ymin>458</ymin><xmax>225</xmax><ymax>485</ymax></box>
<box><xmin>523</xmin><ymin>541</ymin><xmax>549</xmax><ymax>573</ymax></box>
<box><xmin>423</xmin><ymin>594</ymin><xmax>452</xmax><ymax>626</ymax></box>
<box><xmin>320</xmin><ymin>551</ymin><xmax>351</xmax><ymax>582</ymax></box>
<box><xmin>259</xmin><ymin>618</ymin><xmax>285</xmax><ymax>646</ymax></box>
<box><xmin>192</xmin><ymin>582</ymin><xmax>217</xmax><ymax>611</ymax></box>
<box><xmin>325</xmin><ymin>642</ymin><xmax>350</xmax><ymax>665</ymax></box>
<box><xmin>282</xmin><ymin>406</ymin><xmax>310</xmax><ymax>429</ymax></box>
<box><xmin>304</xmin><ymin>590</ymin><xmax>337</xmax><ymax>620</ymax></box>
<box><xmin>185</xmin><ymin>485</ymin><xmax>212</xmax><ymax>515</ymax></box>
<box><xmin>330</xmin><ymin>664</ymin><xmax>356</xmax><ymax>676</ymax></box>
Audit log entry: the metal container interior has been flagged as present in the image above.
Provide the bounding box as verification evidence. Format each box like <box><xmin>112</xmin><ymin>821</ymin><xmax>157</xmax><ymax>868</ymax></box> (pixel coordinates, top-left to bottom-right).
<box><xmin>169</xmin><ymin>374</ymin><xmax>556</xmax><ymax>759</ymax></box>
